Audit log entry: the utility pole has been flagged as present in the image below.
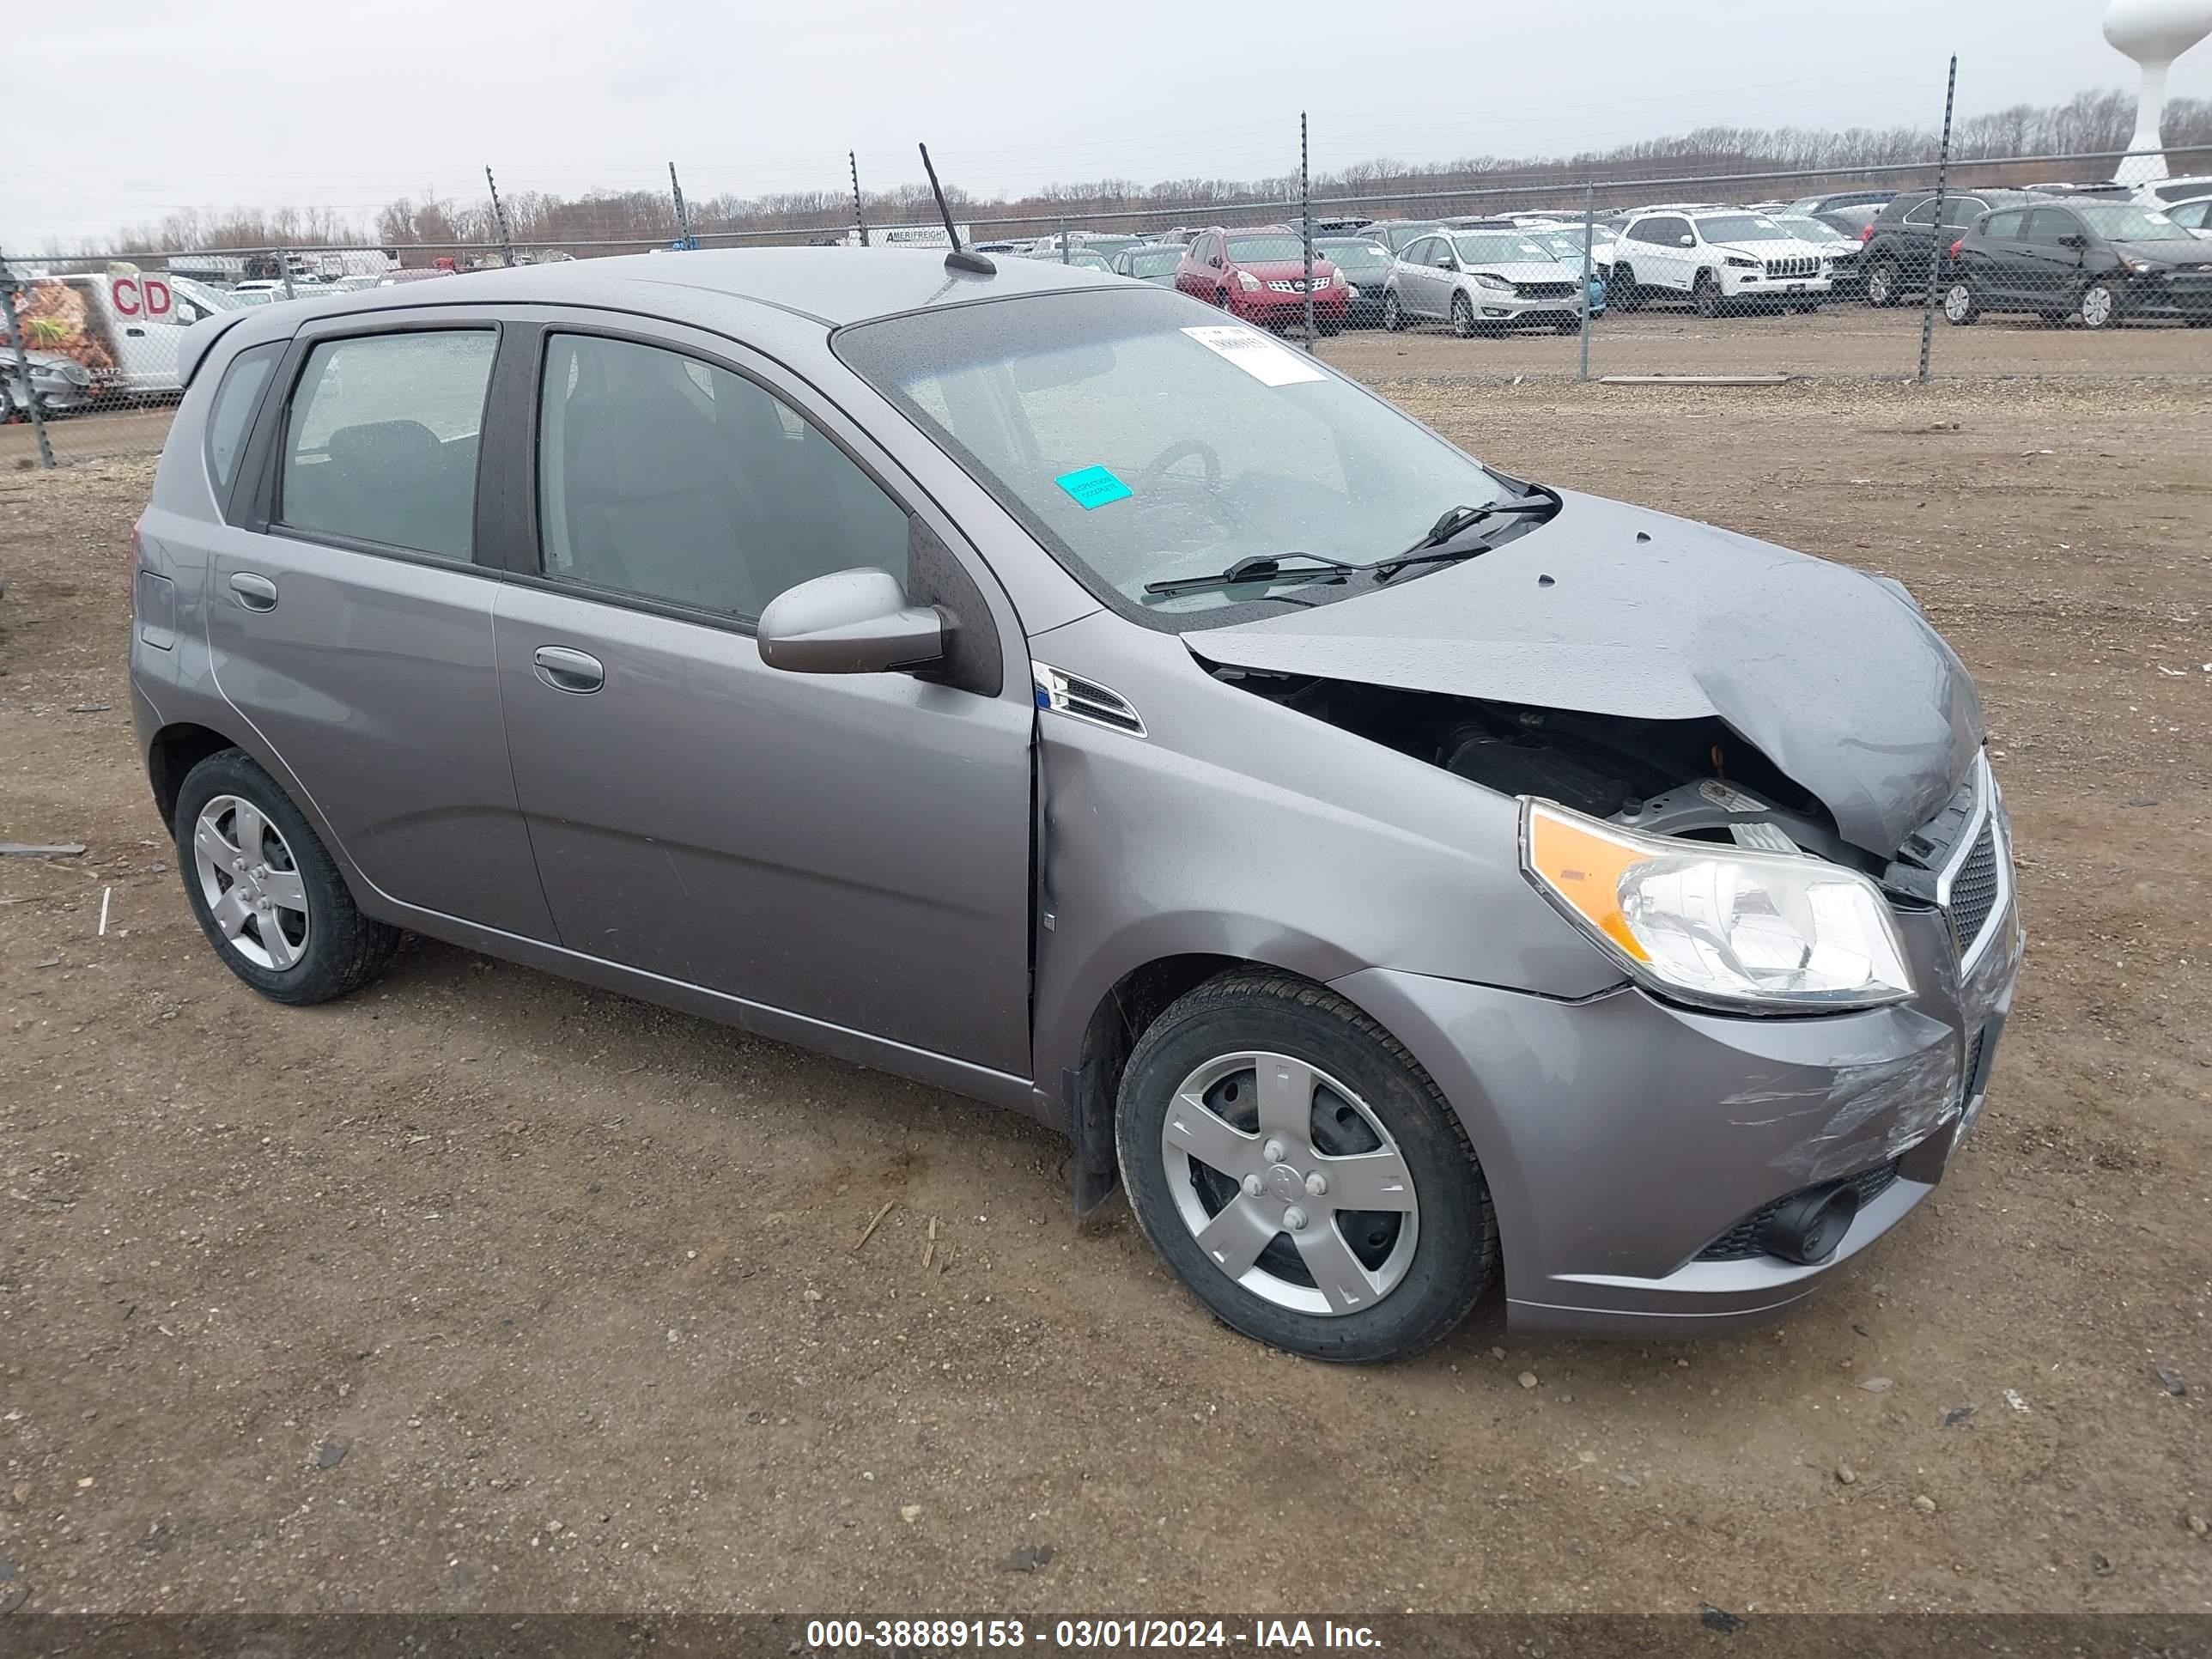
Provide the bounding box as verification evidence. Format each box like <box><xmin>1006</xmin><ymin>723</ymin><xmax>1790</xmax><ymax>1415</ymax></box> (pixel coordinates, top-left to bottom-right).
<box><xmin>669</xmin><ymin>162</ymin><xmax>696</xmax><ymax>249</ymax></box>
<box><xmin>0</xmin><ymin>251</ymin><xmax>55</xmax><ymax>467</ymax></box>
<box><xmin>1300</xmin><ymin>111</ymin><xmax>1316</xmax><ymax>350</ymax></box>
<box><xmin>1917</xmin><ymin>55</ymin><xmax>1959</xmax><ymax>385</ymax></box>
<box><xmin>485</xmin><ymin>166</ymin><xmax>517</xmax><ymax>268</ymax></box>
<box><xmin>849</xmin><ymin>151</ymin><xmax>870</xmax><ymax>246</ymax></box>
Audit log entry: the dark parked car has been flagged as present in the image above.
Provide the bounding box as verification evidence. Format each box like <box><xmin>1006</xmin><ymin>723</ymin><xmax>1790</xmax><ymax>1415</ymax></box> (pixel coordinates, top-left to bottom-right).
<box><xmin>131</xmin><ymin>249</ymin><xmax>2018</xmax><ymax>1364</ymax></box>
<box><xmin>1113</xmin><ymin>242</ymin><xmax>1188</xmax><ymax>286</ymax></box>
<box><xmin>1361</xmin><ymin>220</ymin><xmax>1449</xmax><ymax>255</ymax></box>
<box><xmin>1942</xmin><ymin>200</ymin><xmax>2212</xmax><ymax>329</ymax></box>
<box><xmin>1313</xmin><ymin>235</ymin><xmax>1394</xmax><ymax>325</ymax></box>
<box><xmin>1174</xmin><ymin>227</ymin><xmax>1348</xmax><ymax>333</ymax></box>
<box><xmin>1859</xmin><ymin>189</ymin><xmax>2044</xmax><ymax>307</ymax></box>
<box><xmin>1785</xmin><ymin>190</ymin><xmax>1898</xmax><ymax>218</ymax></box>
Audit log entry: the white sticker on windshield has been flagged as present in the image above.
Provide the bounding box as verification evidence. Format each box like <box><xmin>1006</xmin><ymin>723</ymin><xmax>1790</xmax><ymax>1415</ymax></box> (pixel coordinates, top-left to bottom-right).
<box><xmin>1181</xmin><ymin>325</ymin><xmax>1328</xmax><ymax>387</ymax></box>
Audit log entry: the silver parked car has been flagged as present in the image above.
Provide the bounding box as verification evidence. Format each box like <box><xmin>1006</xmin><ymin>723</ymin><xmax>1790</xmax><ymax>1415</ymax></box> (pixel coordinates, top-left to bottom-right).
<box><xmin>1382</xmin><ymin>228</ymin><xmax>1592</xmax><ymax>335</ymax></box>
<box><xmin>131</xmin><ymin>250</ymin><xmax>2020</xmax><ymax>1363</ymax></box>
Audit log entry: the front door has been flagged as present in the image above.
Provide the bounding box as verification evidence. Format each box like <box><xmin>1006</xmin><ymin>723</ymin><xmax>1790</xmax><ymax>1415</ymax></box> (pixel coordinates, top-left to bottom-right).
<box><xmin>2020</xmin><ymin>209</ymin><xmax>2087</xmax><ymax>312</ymax></box>
<box><xmin>205</xmin><ymin>313</ymin><xmax>556</xmax><ymax>939</ymax></box>
<box><xmin>489</xmin><ymin>321</ymin><xmax>1035</xmax><ymax>1077</ymax></box>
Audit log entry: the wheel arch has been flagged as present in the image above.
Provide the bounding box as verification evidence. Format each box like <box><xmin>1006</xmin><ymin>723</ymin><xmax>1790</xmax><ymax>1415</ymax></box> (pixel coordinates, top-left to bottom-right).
<box><xmin>147</xmin><ymin>720</ymin><xmax>240</xmax><ymax>825</ymax></box>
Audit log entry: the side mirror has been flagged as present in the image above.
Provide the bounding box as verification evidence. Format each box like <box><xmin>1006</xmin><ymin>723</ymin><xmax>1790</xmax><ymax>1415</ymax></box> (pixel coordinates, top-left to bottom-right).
<box><xmin>757</xmin><ymin>568</ymin><xmax>944</xmax><ymax>676</ymax></box>
<box><xmin>1678</xmin><ymin>234</ymin><xmax>1696</xmax><ymax>247</ymax></box>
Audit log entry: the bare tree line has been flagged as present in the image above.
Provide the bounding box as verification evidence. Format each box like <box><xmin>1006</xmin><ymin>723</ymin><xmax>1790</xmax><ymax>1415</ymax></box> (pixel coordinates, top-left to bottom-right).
<box><xmin>58</xmin><ymin>87</ymin><xmax>2212</xmax><ymax>260</ymax></box>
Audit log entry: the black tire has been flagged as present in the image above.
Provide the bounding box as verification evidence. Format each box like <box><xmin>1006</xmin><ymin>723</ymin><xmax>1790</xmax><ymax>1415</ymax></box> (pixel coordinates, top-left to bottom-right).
<box><xmin>1610</xmin><ymin>262</ymin><xmax>1642</xmax><ymax>311</ymax></box>
<box><xmin>1692</xmin><ymin>270</ymin><xmax>1723</xmax><ymax>318</ymax></box>
<box><xmin>1864</xmin><ymin>258</ymin><xmax>1903</xmax><ymax>307</ymax></box>
<box><xmin>1450</xmin><ymin>291</ymin><xmax>1477</xmax><ymax>338</ymax></box>
<box><xmin>1942</xmin><ymin>280</ymin><xmax>1979</xmax><ymax>326</ymax></box>
<box><xmin>1115</xmin><ymin>971</ymin><xmax>1499</xmax><ymax>1364</ymax></box>
<box><xmin>1381</xmin><ymin>289</ymin><xmax>1404</xmax><ymax>331</ymax></box>
<box><xmin>172</xmin><ymin>748</ymin><xmax>402</xmax><ymax>1006</ymax></box>
<box><xmin>2075</xmin><ymin>281</ymin><xmax>2119</xmax><ymax>331</ymax></box>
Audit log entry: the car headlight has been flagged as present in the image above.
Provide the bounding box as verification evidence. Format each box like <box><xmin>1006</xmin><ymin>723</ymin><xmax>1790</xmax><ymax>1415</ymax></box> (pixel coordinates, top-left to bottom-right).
<box><xmin>1236</xmin><ymin>270</ymin><xmax>1261</xmax><ymax>291</ymax></box>
<box><xmin>1471</xmin><ymin>272</ymin><xmax>1513</xmax><ymax>290</ymax></box>
<box><xmin>1723</xmin><ymin>255</ymin><xmax>1759</xmax><ymax>270</ymax></box>
<box><xmin>1520</xmin><ymin>799</ymin><xmax>1913</xmax><ymax>1012</ymax></box>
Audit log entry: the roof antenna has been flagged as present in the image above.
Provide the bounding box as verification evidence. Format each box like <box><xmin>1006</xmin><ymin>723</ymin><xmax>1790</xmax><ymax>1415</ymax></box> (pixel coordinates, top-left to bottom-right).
<box><xmin>918</xmin><ymin>143</ymin><xmax>994</xmax><ymax>276</ymax></box>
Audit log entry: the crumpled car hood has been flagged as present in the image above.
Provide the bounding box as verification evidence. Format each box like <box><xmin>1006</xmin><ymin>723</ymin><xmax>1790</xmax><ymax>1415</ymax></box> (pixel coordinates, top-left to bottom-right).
<box><xmin>1184</xmin><ymin>489</ymin><xmax>1984</xmax><ymax>856</ymax></box>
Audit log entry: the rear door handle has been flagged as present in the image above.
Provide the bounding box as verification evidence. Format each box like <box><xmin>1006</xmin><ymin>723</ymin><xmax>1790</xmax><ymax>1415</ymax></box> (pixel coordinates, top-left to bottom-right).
<box><xmin>532</xmin><ymin>645</ymin><xmax>605</xmax><ymax>694</ymax></box>
<box><xmin>228</xmin><ymin>572</ymin><xmax>278</xmax><ymax>611</ymax></box>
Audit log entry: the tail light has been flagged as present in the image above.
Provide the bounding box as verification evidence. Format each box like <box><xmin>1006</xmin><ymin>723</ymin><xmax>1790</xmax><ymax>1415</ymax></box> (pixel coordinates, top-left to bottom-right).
<box><xmin>1948</xmin><ymin>238</ymin><xmax>1966</xmax><ymax>260</ymax></box>
<box><xmin>1859</xmin><ymin>223</ymin><xmax>1875</xmax><ymax>242</ymax></box>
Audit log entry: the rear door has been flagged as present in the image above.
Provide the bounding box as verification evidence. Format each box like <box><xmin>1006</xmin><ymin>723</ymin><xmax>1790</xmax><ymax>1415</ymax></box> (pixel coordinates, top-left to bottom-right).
<box><xmin>1970</xmin><ymin>209</ymin><xmax>2032</xmax><ymax>305</ymax></box>
<box><xmin>1396</xmin><ymin>236</ymin><xmax>1441</xmax><ymax>315</ymax></box>
<box><xmin>207</xmin><ymin>309</ymin><xmax>556</xmax><ymax>939</ymax></box>
<box><xmin>488</xmin><ymin>317</ymin><xmax>1036</xmax><ymax>1078</ymax></box>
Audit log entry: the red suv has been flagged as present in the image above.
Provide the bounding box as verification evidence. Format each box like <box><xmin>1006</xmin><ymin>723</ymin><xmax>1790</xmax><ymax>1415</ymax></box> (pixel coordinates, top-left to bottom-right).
<box><xmin>1175</xmin><ymin>226</ymin><xmax>1348</xmax><ymax>334</ymax></box>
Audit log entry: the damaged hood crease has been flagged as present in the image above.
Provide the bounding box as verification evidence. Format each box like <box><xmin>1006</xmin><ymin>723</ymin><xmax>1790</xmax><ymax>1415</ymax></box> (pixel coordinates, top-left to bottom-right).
<box><xmin>1185</xmin><ymin>491</ymin><xmax>1982</xmax><ymax>855</ymax></box>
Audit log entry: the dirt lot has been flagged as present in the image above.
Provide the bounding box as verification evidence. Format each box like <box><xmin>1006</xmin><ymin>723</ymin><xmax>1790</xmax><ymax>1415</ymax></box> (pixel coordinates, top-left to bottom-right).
<box><xmin>1</xmin><ymin>360</ymin><xmax>2208</xmax><ymax>1619</ymax></box>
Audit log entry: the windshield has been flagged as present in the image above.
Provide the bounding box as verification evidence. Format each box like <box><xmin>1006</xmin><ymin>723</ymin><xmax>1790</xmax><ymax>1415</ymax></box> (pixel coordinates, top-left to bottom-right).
<box><xmin>1316</xmin><ymin>240</ymin><xmax>1391</xmax><ymax>272</ymax></box>
<box><xmin>836</xmin><ymin>288</ymin><xmax>1522</xmax><ymax>623</ymax></box>
<box><xmin>2072</xmin><ymin>203</ymin><xmax>2192</xmax><ymax>241</ymax></box>
<box><xmin>1226</xmin><ymin>234</ymin><xmax>1309</xmax><ymax>263</ymax></box>
<box><xmin>1126</xmin><ymin>249</ymin><xmax>1182</xmax><ymax>276</ymax></box>
<box><xmin>1772</xmin><ymin>217</ymin><xmax>1840</xmax><ymax>243</ymax></box>
<box><xmin>1695</xmin><ymin>215</ymin><xmax>1793</xmax><ymax>243</ymax></box>
<box><xmin>1453</xmin><ymin>234</ymin><xmax>1554</xmax><ymax>264</ymax></box>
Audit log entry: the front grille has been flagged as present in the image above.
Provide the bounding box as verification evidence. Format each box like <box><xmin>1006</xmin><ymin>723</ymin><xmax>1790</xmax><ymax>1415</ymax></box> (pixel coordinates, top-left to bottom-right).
<box><xmin>1266</xmin><ymin>278</ymin><xmax>1312</xmax><ymax>293</ymax></box>
<box><xmin>1948</xmin><ymin>821</ymin><xmax>2001</xmax><ymax>949</ymax></box>
<box><xmin>1514</xmin><ymin>280</ymin><xmax>1577</xmax><ymax>300</ymax></box>
<box><xmin>1695</xmin><ymin>1162</ymin><xmax>1902</xmax><ymax>1262</ymax></box>
<box><xmin>1763</xmin><ymin>255</ymin><xmax>1820</xmax><ymax>279</ymax></box>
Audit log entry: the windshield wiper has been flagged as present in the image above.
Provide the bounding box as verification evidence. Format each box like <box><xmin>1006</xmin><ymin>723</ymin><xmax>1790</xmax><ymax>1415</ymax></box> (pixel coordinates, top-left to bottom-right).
<box><xmin>1372</xmin><ymin>494</ymin><xmax>1558</xmax><ymax>582</ymax></box>
<box><xmin>1142</xmin><ymin>552</ymin><xmax>1363</xmax><ymax>599</ymax></box>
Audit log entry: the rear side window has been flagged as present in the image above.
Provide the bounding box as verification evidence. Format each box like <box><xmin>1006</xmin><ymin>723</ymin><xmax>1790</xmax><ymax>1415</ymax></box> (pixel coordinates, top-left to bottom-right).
<box><xmin>278</xmin><ymin>330</ymin><xmax>497</xmax><ymax>559</ymax></box>
<box><xmin>204</xmin><ymin>342</ymin><xmax>282</xmax><ymax>494</ymax></box>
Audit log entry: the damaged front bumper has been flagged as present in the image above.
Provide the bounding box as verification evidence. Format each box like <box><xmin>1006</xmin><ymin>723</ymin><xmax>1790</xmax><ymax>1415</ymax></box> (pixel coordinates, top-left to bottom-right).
<box><xmin>1333</xmin><ymin>886</ymin><xmax>2023</xmax><ymax>1338</ymax></box>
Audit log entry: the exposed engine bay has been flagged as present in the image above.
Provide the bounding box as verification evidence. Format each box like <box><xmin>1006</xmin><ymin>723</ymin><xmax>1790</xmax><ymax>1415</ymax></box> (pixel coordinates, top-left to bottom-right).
<box><xmin>1204</xmin><ymin>663</ymin><xmax>1876</xmax><ymax>872</ymax></box>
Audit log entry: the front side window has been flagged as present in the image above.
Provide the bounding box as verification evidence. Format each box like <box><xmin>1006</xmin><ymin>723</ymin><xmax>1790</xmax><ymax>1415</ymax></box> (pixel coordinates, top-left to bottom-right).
<box><xmin>2023</xmin><ymin>208</ymin><xmax>2079</xmax><ymax>245</ymax></box>
<box><xmin>837</xmin><ymin>287</ymin><xmax>1528</xmax><ymax>625</ymax></box>
<box><xmin>536</xmin><ymin>332</ymin><xmax>908</xmax><ymax>620</ymax></box>
<box><xmin>205</xmin><ymin>342</ymin><xmax>282</xmax><ymax>494</ymax></box>
<box><xmin>279</xmin><ymin>330</ymin><xmax>496</xmax><ymax>559</ymax></box>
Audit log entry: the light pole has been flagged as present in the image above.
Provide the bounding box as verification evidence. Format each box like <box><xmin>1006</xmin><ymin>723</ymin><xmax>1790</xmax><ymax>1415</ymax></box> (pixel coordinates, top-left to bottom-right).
<box><xmin>2103</xmin><ymin>0</ymin><xmax>2212</xmax><ymax>185</ymax></box>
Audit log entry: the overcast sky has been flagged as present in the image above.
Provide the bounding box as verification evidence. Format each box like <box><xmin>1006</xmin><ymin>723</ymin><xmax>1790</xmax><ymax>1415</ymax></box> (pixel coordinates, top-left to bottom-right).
<box><xmin>11</xmin><ymin>0</ymin><xmax>2211</xmax><ymax>250</ymax></box>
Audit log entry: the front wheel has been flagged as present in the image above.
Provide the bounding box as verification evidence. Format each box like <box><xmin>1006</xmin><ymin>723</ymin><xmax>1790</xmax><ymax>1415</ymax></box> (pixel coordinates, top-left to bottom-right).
<box><xmin>2075</xmin><ymin>281</ymin><xmax>2118</xmax><ymax>331</ymax></box>
<box><xmin>1450</xmin><ymin>292</ymin><xmax>1478</xmax><ymax>338</ymax></box>
<box><xmin>1942</xmin><ymin>281</ymin><xmax>1979</xmax><ymax>325</ymax></box>
<box><xmin>1609</xmin><ymin>263</ymin><xmax>1642</xmax><ymax>311</ymax></box>
<box><xmin>1115</xmin><ymin>973</ymin><xmax>1498</xmax><ymax>1364</ymax></box>
<box><xmin>1381</xmin><ymin>289</ymin><xmax>1404</xmax><ymax>331</ymax></box>
<box><xmin>1864</xmin><ymin>258</ymin><xmax>1903</xmax><ymax>307</ymax></box>
<box><xmin>1692</xmin><ymin>271</ymin><xmax>1723</xmax><ymax>318</ymax></box>
<box><xmin>173</xmin><ymin>749</ymin><xmax>403</xmax><ymax>1005</ymax></box>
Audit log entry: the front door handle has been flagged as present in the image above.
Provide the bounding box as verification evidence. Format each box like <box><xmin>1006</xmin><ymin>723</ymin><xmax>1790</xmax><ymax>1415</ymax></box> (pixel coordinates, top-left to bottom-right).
<box><xmin>532</xmin><ymin>645</ymin><xmax>605</xmax><ymax>694</ymax></box>
<box><xmin>228</xmin><ymin>572</ymin><xmax>278</xmax><ymax>611</ymax></box>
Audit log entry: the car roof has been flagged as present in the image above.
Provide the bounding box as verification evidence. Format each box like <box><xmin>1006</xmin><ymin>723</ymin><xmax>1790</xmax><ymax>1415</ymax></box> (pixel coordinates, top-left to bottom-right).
<box><xmin>204</xmin><ymin>247</ymin><xmax>1128</xmax><ymax>333</ymax></box>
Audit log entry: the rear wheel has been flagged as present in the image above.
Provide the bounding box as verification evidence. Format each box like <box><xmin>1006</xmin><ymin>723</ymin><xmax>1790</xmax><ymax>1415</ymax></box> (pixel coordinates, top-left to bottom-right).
<box><xmin>1864</xmin><ymin>258</ymin><xmax>1903</xmax><ymax>307</ymax></box>
<box><xmin>1942</xmin><ymin>281</ymin><xmax>1979</xmax><ymax>325</ymax></box>
<box><xmin>173</xmin><ymin>750</ymin><xmax>402</xmax><ymax>1006</ymax></box>
<box><xmin>1115</xmin><ymin>972</ymin><xmax>1498</xmax><ymax>1364</ymax></box>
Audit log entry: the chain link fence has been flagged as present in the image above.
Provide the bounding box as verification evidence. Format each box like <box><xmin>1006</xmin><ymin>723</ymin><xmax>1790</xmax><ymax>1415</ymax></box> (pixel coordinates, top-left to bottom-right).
<box><xmin>5</xmin><ymin>113</ymin><xmax>2209</xmax><ymax>469</ymax></box>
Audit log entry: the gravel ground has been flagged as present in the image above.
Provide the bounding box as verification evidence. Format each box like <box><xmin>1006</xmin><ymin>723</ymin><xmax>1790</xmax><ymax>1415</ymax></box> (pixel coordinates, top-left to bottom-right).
<box><xmin>0</xmin><ymin>363</ymin><xmax>2208</xmax><ymax>1617</ymax></box>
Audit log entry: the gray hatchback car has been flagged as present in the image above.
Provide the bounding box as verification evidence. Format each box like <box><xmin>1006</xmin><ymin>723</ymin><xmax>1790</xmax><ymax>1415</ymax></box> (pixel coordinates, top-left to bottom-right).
<box><xmin>131</xmin><ymin>248</ymin><xmax>2021</xmax><ymax>1363</ymax></box>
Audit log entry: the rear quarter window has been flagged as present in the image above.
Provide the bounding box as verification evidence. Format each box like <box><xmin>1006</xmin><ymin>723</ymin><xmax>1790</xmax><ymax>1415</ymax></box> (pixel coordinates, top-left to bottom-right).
<box><xmin>204</xmin><ymin>342</ymin><xmax>283</xmax><ymax>495</ymax></box>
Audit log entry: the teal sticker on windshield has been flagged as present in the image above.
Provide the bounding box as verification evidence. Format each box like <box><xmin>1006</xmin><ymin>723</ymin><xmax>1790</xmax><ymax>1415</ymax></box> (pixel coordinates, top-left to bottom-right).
<box><xmin>1055</xmin><ymin>465</ymin><xmax>1133</xmax><ymax>510</ymax></box>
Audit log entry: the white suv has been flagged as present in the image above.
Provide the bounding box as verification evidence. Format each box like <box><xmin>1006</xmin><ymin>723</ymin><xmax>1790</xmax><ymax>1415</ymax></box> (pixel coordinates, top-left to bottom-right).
<box><xmin>1608</xmin><ymin>209</ymin><xmax>1835</xmax><ymax>315</ymax></box>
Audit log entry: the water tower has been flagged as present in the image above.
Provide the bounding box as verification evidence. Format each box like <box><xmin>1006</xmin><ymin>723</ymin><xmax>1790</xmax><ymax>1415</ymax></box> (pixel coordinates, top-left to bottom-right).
<box><xmin>2104</xmin><ymin>0</ymin><xmax>2212</xmax><ymax>183</ymax></box>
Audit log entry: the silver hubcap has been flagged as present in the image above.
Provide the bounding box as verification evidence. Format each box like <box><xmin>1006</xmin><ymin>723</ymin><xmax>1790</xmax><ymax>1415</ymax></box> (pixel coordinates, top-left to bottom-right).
<box><xmin>1160</xmin><ymin>1051</ymin><xmax>1419</xmax><ymax>1316</ymax></box>
<box><xmin>192</xmin><ymin>794</ymin><xmax>310</xmax><ymax>971</ymax></box>
<box><xmin>1945</xmin><ymin>284</ymin><xmax>1972</xmax><ymax>321</ymax></box>
<box><xmin>2082</xmin><ymin>288</ymin><xmax>2112</xmax><ymax>326</ymax></box>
